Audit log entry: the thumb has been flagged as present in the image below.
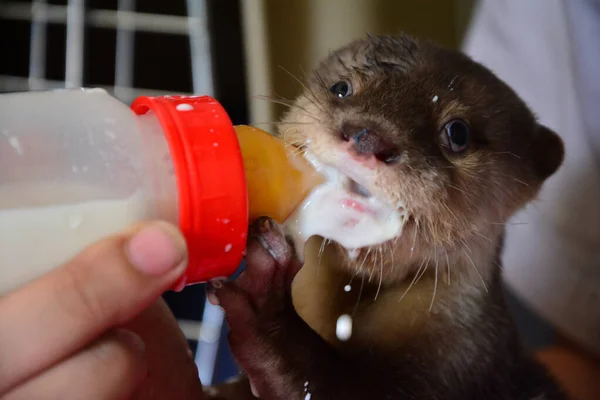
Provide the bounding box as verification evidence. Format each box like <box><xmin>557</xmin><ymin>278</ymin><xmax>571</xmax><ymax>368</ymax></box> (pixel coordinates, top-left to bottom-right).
<box><xmin>0</xmin><ymin>220</ymin><xmax>188</xmax><ymax>393</ymax></box>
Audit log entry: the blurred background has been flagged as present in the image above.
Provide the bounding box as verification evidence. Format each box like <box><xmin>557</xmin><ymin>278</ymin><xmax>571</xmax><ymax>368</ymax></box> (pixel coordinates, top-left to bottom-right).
<box><xmin>0</xmin><ymin>0</ymin><xmax>554</xmax><ymax>386</ymax></box>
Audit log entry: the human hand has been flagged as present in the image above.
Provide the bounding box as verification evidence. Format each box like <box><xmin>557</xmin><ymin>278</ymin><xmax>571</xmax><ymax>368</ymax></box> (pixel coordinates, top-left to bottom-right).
<box><xmin>123</xmin><ymin>298</ymin><xmax>206</xmax><ymax>400</ymax></box>
<box><xmin>0</xmin><ymin>220</ymin><xmax>204</xmax><ymax>399</ymax></box>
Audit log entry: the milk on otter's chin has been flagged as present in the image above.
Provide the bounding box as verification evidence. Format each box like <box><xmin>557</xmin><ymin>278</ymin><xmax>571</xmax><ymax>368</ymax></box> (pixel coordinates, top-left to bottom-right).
<box><xmin>0</xmin><ymin>183</ymin><xmax>150</xmax><ymax>294</ymax></box>
<box><xmin>284</xmin><ymin>153</ymin><xmax>407</xmax><ymax>254</ymax></box>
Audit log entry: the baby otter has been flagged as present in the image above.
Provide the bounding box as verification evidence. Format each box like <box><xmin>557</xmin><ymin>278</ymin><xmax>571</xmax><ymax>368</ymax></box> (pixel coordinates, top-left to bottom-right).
<box><xmin>205</xmin><ymin>33</ymin><xmax>567</xmax><ymax>400</ymax></box>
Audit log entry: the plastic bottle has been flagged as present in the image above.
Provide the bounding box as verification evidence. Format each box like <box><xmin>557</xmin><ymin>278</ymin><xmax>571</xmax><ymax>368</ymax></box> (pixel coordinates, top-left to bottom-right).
<box><xmin>0</xmin><ymin>88</ymin><xmax>323</xmax><ymax>295</ymax></box>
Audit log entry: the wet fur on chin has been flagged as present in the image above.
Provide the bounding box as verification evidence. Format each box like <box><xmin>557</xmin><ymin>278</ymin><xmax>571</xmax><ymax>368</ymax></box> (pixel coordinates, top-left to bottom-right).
<box><xmin>203</xmin><ymin>33</ymin><xmax>568</xmax><ymax>400</ymax></box>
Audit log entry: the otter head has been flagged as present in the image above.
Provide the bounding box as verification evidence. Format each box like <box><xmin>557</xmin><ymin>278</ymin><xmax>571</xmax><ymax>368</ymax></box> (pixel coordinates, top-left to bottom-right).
<box><xmin>279</xmin><ymin>34</ymin><xmax>564</xmax><ymax>284</ymax></box>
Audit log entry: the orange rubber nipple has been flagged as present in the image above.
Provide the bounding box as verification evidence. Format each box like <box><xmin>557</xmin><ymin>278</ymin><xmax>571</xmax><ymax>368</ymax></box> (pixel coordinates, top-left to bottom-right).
<box><xmin>234</xmin><ymin>125</ymin><xmax>324</xmax><ymax>223</ymax></box>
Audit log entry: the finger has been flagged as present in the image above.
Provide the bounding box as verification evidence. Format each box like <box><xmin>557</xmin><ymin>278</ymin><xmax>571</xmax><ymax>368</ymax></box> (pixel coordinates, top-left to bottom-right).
<box><xmin>209</xmin><ymin>281</ymin><xmax>255</xmax><ymax>332</ymax></box>
<box><xmin>3</xmin><ymin>329</ymin><xmax>146</xmax><ymax>400</ymax></box>
<box><xmin>235</xmin><ymin>238</ymin><xmax>279</xmax><ymax>299</ymax></box>
<box><xmin>249</xmin><ymin>217</ymin><xmax>294</xmax><ymax>267</ymax></box>
<box><xmin>208</xmin><ymin>220</ymin><xmax>287</xmax><ymax>306</ymax></box>
<box><xmin>123</xmin><ymin>300</ymin><xmax>205</xmax><ymax>400</ymax></box>
<box><xmin>0</xmin><ymin>220</ymin><xmax>187</xmax><ymax>392</ymax></box>
<box><xmin>244</xmin><ymin>218</ymin><xmax>302</xmax><ymax>291</ymax></box>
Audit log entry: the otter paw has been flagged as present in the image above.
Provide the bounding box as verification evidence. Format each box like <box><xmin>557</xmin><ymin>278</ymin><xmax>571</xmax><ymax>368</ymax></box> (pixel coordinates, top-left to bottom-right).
<box><xmin>242</xmin><ymin>216</ymin><xmax>300</xmax><ymax>303</ymax></box>
<box><xmin>208</xmin><ymin>216</ymin><xmax>300</xmax><ymax>312</ymax></box>
<box><xmin>206</xmin><ymin>217</ymin><xmax>303</xmax><ymax>396</ymax></box>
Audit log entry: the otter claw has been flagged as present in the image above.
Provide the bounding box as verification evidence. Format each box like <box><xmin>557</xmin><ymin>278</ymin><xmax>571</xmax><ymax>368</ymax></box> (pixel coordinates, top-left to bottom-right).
<box><xmin>248</xmin><ymin>217</ymin><xmax>295</xmax><ymax>268</ymax></box>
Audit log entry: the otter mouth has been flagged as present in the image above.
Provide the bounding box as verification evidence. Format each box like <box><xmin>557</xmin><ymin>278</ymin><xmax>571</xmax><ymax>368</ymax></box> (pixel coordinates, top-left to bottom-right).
<box><xmin>285</xmin><ymin>150</ymin><xmax>408</xmax><ymax>252</ymax></box>
<box><xmin>339</xmin><ymin>178</ymin><xmax>377</xmax><ymax>216</ymax></box>
<box><xmin>348</xmin><ymin>179</ymin><xmax>372</xmax><ymax>198</ymax></box>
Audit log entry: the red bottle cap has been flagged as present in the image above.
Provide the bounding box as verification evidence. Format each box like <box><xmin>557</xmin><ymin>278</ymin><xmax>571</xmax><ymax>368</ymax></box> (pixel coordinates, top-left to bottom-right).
<box><xmin>130</xmin><ymin>95</ymin><xmax>248</xmax><ymax>290</ymax></box>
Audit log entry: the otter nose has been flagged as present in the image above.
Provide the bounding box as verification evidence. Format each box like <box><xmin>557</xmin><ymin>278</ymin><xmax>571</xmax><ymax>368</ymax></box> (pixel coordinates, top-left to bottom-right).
<box><xmin>341</xmin><ymin>122</ymin><xmax>400</xmax><ymax>164</ymax></box>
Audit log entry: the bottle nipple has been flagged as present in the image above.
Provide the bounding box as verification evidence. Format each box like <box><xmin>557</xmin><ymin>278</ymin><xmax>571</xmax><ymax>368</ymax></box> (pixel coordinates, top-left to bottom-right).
<box><xmin>234</xmin><ymin>125</ymin><xmax>324</xmax><ymax>223</ymax></box>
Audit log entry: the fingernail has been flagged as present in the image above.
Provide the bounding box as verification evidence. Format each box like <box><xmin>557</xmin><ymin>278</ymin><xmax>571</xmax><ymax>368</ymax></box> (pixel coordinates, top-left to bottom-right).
<box><xmin>112</xmin><ymin>329</ymin><xmax>148</xmax><ymax>382</ymax></box>
<box><xmin>126</xmin><ymin>222</ymin><xmax>187</xmax><ymax>275</ymax></box>
<box><xmin>113</xmin><ymin>328</ymin><xmax>146</xmax><ymax>355</ymax></box>
<box><xmin>97</xmin><ymin>329</ymin><xmax>146</xmax><ymax>368</ymax></box>
<box><xmin>172</xmin><ymin>276</ymin><xmax>187</xmax><ymax>292</ymax></box>
<box><xmin>206</xmin><ymin>291</ymin><xmax>219</xmax><ymax>306</ymax></box>
<box><xmin>210</xmin><ymin>278</ymin><xmax>225</xmax><ymax>289</ymax></box>
<box><xmin>250</xmin><ymin>216</ymin><xmax>276</xmax><ymax>237</ymax></box>
<box><xmin>206</xmin><ymin>278</ymin><xmax>226</xmax><ymax>306</ymax></box>
<box><xmin>249</xmin><ymin>378</ymin><xmax>261</xmax><ymax>398</ymax></box>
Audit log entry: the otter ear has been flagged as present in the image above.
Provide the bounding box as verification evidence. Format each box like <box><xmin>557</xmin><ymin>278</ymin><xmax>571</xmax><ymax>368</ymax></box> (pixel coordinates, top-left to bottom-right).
<box><xmin>531</xmin><ymin>124</ymin><xmax>564</xmax><ymax>181</ymax></box>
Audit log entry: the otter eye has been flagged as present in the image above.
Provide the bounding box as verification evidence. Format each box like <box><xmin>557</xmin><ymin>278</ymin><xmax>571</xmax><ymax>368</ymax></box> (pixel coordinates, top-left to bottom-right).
<box><xmin>329</xmin><ymin>80</ymin><xmax>352</xmax><ymax>99</ymax></box>
<box><xmin>441</xmin><ymin>119</ymin><xmax>470</xmax><ymax>153</ymax></box>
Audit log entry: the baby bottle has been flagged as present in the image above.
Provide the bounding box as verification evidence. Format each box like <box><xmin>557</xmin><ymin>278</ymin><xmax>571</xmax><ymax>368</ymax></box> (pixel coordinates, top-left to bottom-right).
<box><xmin>0</xmin><ymin>88</ymin><xmax>322</xmax><ymax>295</ymax></box>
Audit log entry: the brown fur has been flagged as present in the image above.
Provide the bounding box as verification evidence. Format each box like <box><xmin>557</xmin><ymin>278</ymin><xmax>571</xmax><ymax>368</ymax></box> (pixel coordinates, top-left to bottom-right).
<box><xmin>205</xmin><ymin>33</ymin><xmax>567</xmax><ymax>400</ymax></box>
